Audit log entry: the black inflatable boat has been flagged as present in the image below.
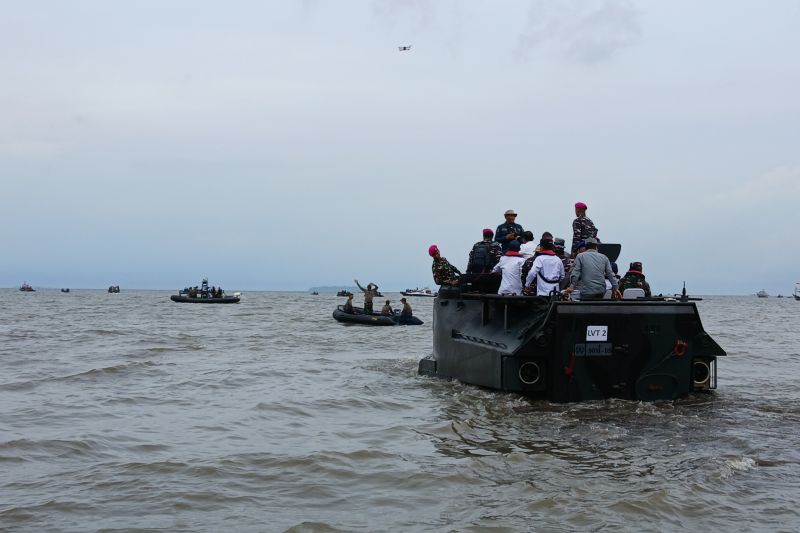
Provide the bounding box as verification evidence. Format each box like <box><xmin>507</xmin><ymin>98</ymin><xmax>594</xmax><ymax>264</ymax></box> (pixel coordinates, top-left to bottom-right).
<box><xmin>332</xmin><ymin>305</ymin><xmax>423</xmax><ymax>326</ymax></box>
<box><xmin>170</xmin><ymin>295</ymin><xmax>240</xmax><ymax>304</ymax></box>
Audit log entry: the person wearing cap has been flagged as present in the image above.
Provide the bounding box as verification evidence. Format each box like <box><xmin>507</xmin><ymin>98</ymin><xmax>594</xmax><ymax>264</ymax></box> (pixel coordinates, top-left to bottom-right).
<box><xmin>467</xmin><ymin>228</ymin><xmax>503</xmax><ymax>273</ymax></box>
<box><xmin>491</xmin><ymin>240</ymin><xmax>526</xmax><ymax>295</ymax></box>
<box><xmin>524</xmin><ymin>238</ymin><xmax>565</xmax><ymax>297</ymax></box>
<box><xmin>554</xmin><ymin>237</ymin><xmax>573</xmax><ymax>289</ymax></box>
<box><xmin>495</xmin><ymin>209</ymin><xmax>525</xmax><ymax>252</ymax></box>
<box><xmin>565</xmin><ymin>237</ymin><xmax>620</xmax><ymax>300</ymax></box>
<box><xmin>429</xmin><ymin>245</ymin><xmax>461</xmax><ymax>287</ymax></box>
<box><xmin>619</xmin><ymin>262</ymin><xmax>652</xmax><ymax>297</ymax></box>
<box><xmin>381</xmin><ymin>300</ymin><xmax>394</xmax><ymax>316</ymax></box>
<box><xmin>571</xmin><ymin>202</ymin><xmax>598</xmax><ymax>255</ymax></box>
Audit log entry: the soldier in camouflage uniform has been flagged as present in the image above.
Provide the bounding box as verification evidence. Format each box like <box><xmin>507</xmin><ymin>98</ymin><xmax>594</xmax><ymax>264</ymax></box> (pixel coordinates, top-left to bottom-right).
<box><xmin>362</xmin><ymin>283</ymin><xmax>376</xmax><ymax>314</ymax></box>
<box><xmin>467</xmin><ymin>229</ymin><xmax>503</xmax><ymax>273</ymax></box>
<box><xmin>495</xmin><ymin>209</ymin><xmax>524</xmax><ymax>252</ymax></box>
<box><xmin>429</xmin><ymin>245</ymin><xmax>461</xmax><ymax>287</ymax></box>
<box><xmin>555</xmin><ymin>237</ymin><xmax>574</xmax><ymax>289</ymax></box>
<box><xmin>571</xmin><ymin>202</ymin><xmax>598</xmax><ymax>255</ymax></box>
<box><xmin>619</xmin><ymin>261</ymin><xmax>652</xmax><ymax>297</ymax></box>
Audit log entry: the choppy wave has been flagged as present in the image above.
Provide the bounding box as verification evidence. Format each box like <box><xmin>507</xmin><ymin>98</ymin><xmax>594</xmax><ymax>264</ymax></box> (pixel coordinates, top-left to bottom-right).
<box><xmin>1</xmin><ymin>292</ymin><xmax>799</xmax><ymax>531</ymax></box>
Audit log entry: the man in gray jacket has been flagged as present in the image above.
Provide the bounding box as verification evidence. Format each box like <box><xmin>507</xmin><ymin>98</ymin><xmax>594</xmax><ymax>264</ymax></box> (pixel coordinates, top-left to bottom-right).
<box><xmin>565</xmin><ymin>238</ymin><xmax>621</xmax><ymax>300</ymax></box>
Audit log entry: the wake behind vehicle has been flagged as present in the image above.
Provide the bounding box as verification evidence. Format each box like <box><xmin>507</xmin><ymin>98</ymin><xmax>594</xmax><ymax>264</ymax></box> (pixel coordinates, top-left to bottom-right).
<box><xmin>419</xmin><ymin>244</ymin><xmax>726</xmax><ymax>402</ymax></box>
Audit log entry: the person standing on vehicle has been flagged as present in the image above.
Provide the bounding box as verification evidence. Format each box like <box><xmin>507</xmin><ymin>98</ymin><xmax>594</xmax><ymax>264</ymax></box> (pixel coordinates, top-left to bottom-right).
<box><xmin>491</xmin><ymin>240</ymin><xmax>526</xmax><ymax>295</ymax></box>
<box><xmin>495</xmin><ymin>209</ymin><xmax>524</xmax><ymax>252</ymax></box>
<box><xmin>571</xmin><ymin>202</ymin><xmax>598</xmax><ymax>255</ymax></box>
<box><xmin>467</xmin><ymin>228</ymin><xmax>503</xmax><ymax>273</ymax></box>
<box><xmin>524</xmin><ymin>238</ymin><xmax>565</xmax><ymax>296</ymax></box>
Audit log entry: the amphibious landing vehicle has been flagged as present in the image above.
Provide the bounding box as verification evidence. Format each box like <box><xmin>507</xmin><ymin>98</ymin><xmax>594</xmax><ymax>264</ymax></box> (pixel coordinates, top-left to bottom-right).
<box><xmin>419</xmin><ymin>286</ymin><xmax>726</xmax><ymax>403</ymax></box>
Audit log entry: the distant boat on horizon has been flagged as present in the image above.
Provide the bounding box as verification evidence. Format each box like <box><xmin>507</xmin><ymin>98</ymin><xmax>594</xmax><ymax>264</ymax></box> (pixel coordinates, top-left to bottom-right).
<box><xmin>756</xmin><ymin>289</ymin><xmax>768</xmax><ymax>298</ymax></box>
<box><xmin>19</xmin><ymin>282</ymin><xmax>34</xmax><ymax>292</ymax></box>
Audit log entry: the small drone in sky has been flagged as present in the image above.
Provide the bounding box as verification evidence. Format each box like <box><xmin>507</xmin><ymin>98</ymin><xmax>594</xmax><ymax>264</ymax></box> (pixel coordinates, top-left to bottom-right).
<box><xmin>398</xmin><ymin>45</ymin><xmax>412</xmax><ymax>51</ymax></box>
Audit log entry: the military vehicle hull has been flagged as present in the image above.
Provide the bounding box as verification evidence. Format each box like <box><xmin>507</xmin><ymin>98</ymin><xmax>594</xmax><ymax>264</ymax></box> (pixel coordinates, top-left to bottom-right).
<box><xmin>419</xmin><ymin>290</ymin><xmax>726</xmax><ymax>402</ymax></box>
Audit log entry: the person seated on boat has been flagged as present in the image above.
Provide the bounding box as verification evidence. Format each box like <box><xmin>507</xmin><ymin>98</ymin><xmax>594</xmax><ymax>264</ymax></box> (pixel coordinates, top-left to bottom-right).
<box><xmin>466</xmin><ymin>229</ymin><xmax>502</xmax><ymax>274</ymax></box>
<box><xmin>491</xmin><ymin>240</ymin><xmax>525</xmax><ymax>295</ymax></box>
<box><xmin>524</xmin><ymin>238</ymin><xmax>565</xmax><ymax>297</ymax></box>
<box><xmin>430</xmin><ymin>245</ymin><xmax>461</xmax><ymax>287</ymax></box>
<box><xmin>519</xmin><ymin>231</ymin><xmax>536</xmax><ymax>258</ymax></box>
<box><xmin>343</xmin><ymin>293</ymin><xmax>355</xmax><ymax>313</ymax></box>
<box><xmin>217</xmin><ymin>287</ymin><xmax>223</xmax><ymax>298</ymax></box>
<box><xmin>619</xmin><ymin>262</ymin><xmax>652</xmax><ymax>297</ymax></box>
<box><xmin>400</xmin><ymin>297</ymin><xmax>412</xmax><ymax>318</ymax></box>
<box><xmin>565</xmin><ymin>238</ymin><xmax>621</xmax><ymax>300</ymax></box>
<box><xmin>189</xmin><ymin>287</ymin><xmax>197</xmax><ymax>298</ymax></box>
<box><xmin>381</xmin><ymin>300</ymin><xmax>394</xmax><ymax>316</ymax></box>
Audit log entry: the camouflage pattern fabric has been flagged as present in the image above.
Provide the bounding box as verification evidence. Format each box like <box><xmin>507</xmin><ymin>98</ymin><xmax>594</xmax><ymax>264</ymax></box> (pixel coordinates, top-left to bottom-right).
<box><xmin>560</xmin><ymin>256</ymin><xmax>574</xmax><ymax>289</ymax></box>
<box><xmin>432</xmin><ymin>257</ymin><xmax>462</xmax><ymax>287</ymax></box>
<box><xmin>619</xmin><ymin>272</ymin><xmax>652</xmax><ymax>297</ymax></box>
<box><xmin>571</xmin><ymin>216</ymin><xmax>598</xmax><ymax>251</ymax></box>
<box><xmin>520</xmin><ymin>256</ymin><xmax>535</xmax><ymax>289</ymax></box>
<box><xmin>467</xmin><ymin>240</ymin><xmax>503</xmax><ymax>273</ymax></box>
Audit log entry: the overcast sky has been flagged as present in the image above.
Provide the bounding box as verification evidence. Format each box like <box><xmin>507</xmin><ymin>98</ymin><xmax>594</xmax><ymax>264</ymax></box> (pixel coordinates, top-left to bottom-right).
<box><xmin>2</xmin><ymin>1</ymin><xmax>799</xmax><ymax>294</ymax></box>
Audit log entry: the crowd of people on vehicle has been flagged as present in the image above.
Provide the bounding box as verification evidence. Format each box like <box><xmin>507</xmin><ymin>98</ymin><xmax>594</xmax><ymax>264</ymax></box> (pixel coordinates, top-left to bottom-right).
<box><xmin>429</xmin><ymin>203</ymin><xmax>652</xmax><ymax>300</ymax></box>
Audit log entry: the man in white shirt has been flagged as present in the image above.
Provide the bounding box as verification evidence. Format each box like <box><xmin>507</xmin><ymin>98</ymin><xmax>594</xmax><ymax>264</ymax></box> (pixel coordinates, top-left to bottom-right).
<box><xmin>519</xmin><ymin>231</ymin><xmax>537</xmax><ymax>258</ymax></box>
<box><xmin>525</xmin><ymin>238</ymin><xmax>565</xmax><ymax>296</ymax></box>
<box><xmin>491</xmin><ymin>240</ymin><xmax>526</xmax><ymax>295</ymax></box>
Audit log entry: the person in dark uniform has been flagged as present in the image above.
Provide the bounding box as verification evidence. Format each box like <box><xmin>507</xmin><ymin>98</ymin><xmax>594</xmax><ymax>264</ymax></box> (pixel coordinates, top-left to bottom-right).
<box><xmin>495</xmin><ymin>209</ymin><xmax>524</xmax><ymax>252</ymax></box>
<box><xmin>571</xmin><ymin>202</ymin><xmax>598</xmax><ymax>255</ymax></box>
<box><xmin>554</xmin><ymin>237</ymin><xmax>572</xmax><ymax>289</ymax></box>
<box><xmin>467</xmin><ymin>228</ymin><xmax>503</xmax><ymax>273</ymax></box>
